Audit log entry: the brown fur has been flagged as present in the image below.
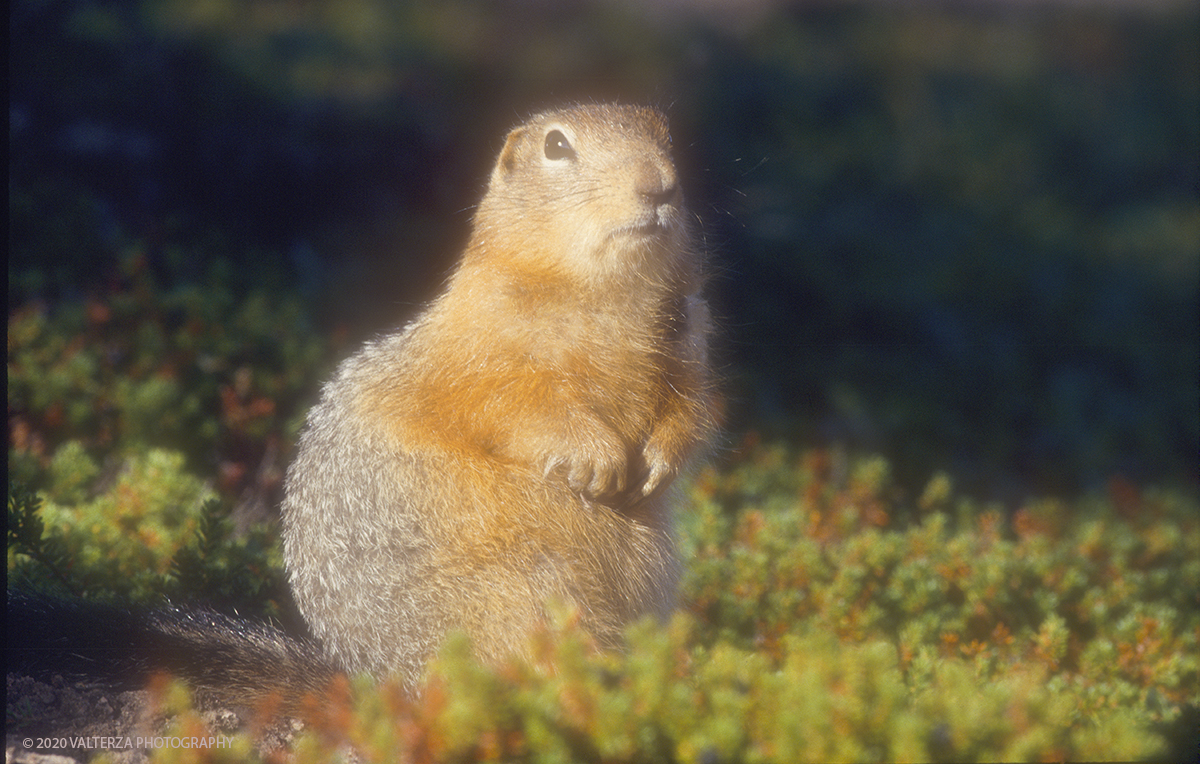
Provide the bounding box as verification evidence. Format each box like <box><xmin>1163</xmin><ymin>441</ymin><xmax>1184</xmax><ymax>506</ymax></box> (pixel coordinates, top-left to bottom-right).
<box><xmin>281</xmin><ymin>103</ymin><xmax>719</xmax><ymax>694</ymax></box>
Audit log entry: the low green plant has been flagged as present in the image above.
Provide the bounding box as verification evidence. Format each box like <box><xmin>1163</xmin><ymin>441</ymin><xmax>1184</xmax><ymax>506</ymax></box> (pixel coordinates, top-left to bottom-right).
<box><xmin>8</xmin><ymin>207</ymin><xmax>328</xmax><ymax>611</ymax></box>
<box><xmin>72</xmin><ymin>442</ymin><xmax>1191</xmax><ymax>764</ymax></box>
<box><xmin>8</xmin><ymin>220</ymin><xmax>330</xmax><ymax>499</ymax></box>
<box><xmin>8</xmin><ymin>446</ymin><xmax>287</xmax><ymax>611</ymax></box>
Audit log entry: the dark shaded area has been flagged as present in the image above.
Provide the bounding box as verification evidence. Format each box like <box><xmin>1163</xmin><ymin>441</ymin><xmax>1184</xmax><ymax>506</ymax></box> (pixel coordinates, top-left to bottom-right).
<box><xmin>1153</xmin><ymin>702</ymin><xmax>1200</xmax><ymax>764</ymax></box>
<box><xmin>9</xmin><ymin>0</ymin><xmax>1198</xmax><ymax>501</ymax></box>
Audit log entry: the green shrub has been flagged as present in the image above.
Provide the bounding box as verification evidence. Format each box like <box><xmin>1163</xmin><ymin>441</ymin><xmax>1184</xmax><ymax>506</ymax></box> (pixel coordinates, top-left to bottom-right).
<box><xmin>80</xmin><ymin>444</ymin><xmax>1189</xmax><ymax>764</ymax></box>
<box><xmin>9</xmin><ymin>444</ymin><xmax>288</xmax><ymax>609</ymax></box>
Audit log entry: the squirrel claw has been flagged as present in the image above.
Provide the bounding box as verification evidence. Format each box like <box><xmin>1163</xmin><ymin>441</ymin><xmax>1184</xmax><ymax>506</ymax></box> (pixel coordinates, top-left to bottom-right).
<box><xmin>641</xmin><ymin>461</ymin><xmax>672</xmax><ymax>497</ymax></box>
<box><xmin>550</xmin><ymin>451</ymin><xmax>628</xmax><ymax>498</ymax></box>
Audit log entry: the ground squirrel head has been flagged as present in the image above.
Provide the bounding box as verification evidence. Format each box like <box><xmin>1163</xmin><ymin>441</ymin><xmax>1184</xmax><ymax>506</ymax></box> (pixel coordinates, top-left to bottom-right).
<box><xmin>467</xmin><ymin>103</ymin><xmax>690</xmax><ymax>289</ymax></box>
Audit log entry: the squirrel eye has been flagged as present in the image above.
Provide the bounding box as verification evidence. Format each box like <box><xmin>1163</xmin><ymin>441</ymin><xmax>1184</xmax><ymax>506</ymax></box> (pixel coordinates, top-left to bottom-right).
<box><xmin>544</xmin><ymin>130</ymin><xmax>576</xmax><ymax>161</ymax></box>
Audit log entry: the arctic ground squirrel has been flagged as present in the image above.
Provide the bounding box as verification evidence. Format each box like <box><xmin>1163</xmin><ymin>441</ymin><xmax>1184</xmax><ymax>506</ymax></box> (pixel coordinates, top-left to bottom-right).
<box><xmin>281</xmin><ymin>102</ymin><xmax>719</xmax><ymax>693</ymax></box>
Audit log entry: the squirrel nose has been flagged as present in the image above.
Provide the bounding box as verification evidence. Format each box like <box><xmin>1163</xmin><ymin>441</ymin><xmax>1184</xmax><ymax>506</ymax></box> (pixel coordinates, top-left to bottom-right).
<box><xmin>643</xmin><ymin>181</ymin><xmax>680</xmax><ymax>208</ymax></box>
<box><xmin>636</xmin><ymin>162</ymin><xmax>680</xmax><ymax>208</ymax></box>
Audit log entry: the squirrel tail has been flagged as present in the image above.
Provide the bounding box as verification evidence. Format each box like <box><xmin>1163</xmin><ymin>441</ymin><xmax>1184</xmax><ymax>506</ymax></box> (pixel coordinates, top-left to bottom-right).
<box><xmin>7</xmin><ymin>589</ymin><xmax>338</xmax><ymax>708</ymax></box>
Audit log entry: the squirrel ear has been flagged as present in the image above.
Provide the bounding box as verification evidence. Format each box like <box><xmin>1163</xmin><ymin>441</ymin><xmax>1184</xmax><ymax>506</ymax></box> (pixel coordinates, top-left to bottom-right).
<box><xmin>492</xmin><ymin>127</ymin><xmax>525</xmax><ymax>183</ymax></box>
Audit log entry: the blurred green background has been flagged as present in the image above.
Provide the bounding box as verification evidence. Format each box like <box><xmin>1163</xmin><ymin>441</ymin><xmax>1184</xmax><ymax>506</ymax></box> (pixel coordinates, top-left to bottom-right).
<box><xmin>10</xmin><ymin>0</ymin><xmax>1198</xmax><ymax>502</ymax></box>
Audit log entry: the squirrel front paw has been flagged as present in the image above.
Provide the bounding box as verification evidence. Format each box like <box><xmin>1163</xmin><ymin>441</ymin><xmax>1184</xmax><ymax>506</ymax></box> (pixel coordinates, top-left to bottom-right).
<box><xmin>639</xmin><ymin>439</ymin><xmax>678</xmax><ymax>497</ymax></box>
<box><xmin>540</xmin><ymin>440</ymin><xmax>629</xmax><ymax>498</ymax></box>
